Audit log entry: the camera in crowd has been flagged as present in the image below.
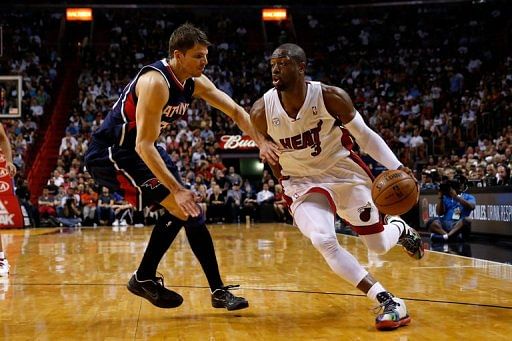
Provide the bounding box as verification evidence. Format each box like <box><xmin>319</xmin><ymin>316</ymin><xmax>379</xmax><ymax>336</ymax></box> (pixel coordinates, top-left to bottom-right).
<box><xmin>439</xmin><ymin>174</ymin><xmax>467</xmax><ymax>195</ymax></box>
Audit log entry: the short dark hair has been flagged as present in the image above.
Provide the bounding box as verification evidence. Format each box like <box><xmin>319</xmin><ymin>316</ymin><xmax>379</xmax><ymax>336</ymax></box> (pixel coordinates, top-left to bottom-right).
<box><xmin>273</xmin><ymin>43</ymin><xmax>306</xmax><ymax>64</ymax></box>
<box><xmin>169</xmin><ymin>23</ymin><xmax>210</xmax><ymax>57</ymax></box>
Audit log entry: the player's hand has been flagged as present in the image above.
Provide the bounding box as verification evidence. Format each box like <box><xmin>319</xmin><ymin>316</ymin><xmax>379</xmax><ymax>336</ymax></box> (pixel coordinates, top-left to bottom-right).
<box><xmin>5</xmin><ymin>161</ymin><xmax>16</xmax><ymax>177</ymax></box>
<box><xmin>398</xmin><ymin>165</ymin><xmax>417</xmax><ymax>183</ymax></box>
<box><xmin>174</xmin><ymin>188</ymin><xmax>200</xmax><ymax>217</ymax></box>
<box><xmin>259</xmin><ymin>139</ymin><xmax>280</xmax><ymax>166</ymax></box>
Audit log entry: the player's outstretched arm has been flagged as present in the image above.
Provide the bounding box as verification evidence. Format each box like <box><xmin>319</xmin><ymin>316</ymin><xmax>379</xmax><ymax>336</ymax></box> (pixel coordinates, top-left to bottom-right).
<box><xmin>194</xmin><ymin>75</ymin><xmax>280</xmax><ymax>165</ymax></box>
<box><xmin>322</xmin><ymin>84</ymin><xmax>412</xmax><ymax>175</ymax></box>
<box><xmin>250</xmin><ymin>97</ymin><xmax>282</xmax><ymax>179</ymax></box>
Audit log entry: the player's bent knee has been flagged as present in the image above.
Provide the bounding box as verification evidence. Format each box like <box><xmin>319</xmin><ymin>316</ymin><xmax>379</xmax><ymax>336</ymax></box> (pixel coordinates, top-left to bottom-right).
<box><xmin>310</xmin><ymin>231</ymin><xmax>339</xmax><ymax>256</ymax></box>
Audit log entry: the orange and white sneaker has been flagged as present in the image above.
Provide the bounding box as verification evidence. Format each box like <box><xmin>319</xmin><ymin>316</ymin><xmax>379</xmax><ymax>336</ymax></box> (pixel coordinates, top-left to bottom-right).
<box><xmin>0</xmin><ymin>258</ymin><xmax>10</xmax><ymax>277</ymax></box>
<box><xmin>374</xmin><ymin>292</ymin><xmax>411</xmax><ymax>331</ymax></box>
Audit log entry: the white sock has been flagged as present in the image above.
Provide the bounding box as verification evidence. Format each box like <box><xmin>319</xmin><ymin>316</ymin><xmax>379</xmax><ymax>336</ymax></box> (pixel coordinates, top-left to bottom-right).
<box><xmin>367</xmin><ymin>282</ymin><xmax>386</xmax><ymax>302</ymax></box>
<box><xmin>443</xmin><ymin>234</ymin><xmax>449</xmax><ymax>240</ymax></box>
<box><xmin>0</xmin><ymin>252</ymin><xmax>4</xmax><ymax>259</ymax></box>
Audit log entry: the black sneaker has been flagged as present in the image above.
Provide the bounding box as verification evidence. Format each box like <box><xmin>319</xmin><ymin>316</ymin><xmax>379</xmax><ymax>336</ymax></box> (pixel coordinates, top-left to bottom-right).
<box><xmin>211</xmin><ymin>285</ymin><xmax>249</xmax><ymax>311</ymax></box>
<box><xmin>127</xmin><ymin>272</ymin><xmax>183</xmax><ymax>308</ymax></box>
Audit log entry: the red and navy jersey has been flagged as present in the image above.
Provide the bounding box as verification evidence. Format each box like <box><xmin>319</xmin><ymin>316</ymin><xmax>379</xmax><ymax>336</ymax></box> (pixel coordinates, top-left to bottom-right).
<box><xmin>93</xmin><ymin>58</ymin><xmax>195</xmax><ymax>148</ymax></box>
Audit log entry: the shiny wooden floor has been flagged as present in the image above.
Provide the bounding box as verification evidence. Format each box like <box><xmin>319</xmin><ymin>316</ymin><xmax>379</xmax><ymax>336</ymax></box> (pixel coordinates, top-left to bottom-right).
<box><xmin>1</xmin><ymin>223</ymin><xmax>511</xmax><ymax>340</ymax></box>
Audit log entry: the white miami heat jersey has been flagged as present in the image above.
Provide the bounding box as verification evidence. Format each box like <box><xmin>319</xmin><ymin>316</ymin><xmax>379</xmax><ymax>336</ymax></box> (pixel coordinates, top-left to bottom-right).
<box><xmin>264</xmin><ymin>81</ymin><xmax>350</xmax><ymax>177</ymax></box>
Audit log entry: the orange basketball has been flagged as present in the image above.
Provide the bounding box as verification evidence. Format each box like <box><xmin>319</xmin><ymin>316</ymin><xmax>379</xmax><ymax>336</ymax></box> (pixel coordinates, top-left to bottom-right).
<box><xmin>371</xmin><ymin>169</ymin><xmax>419</xmax><ymax>215</ymax></box>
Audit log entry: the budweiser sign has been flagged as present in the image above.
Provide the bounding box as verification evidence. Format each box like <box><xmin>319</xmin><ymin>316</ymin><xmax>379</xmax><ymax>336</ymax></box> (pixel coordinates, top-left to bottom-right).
<box><xmin>219</xmin><ymin>135</ymin><xmax>258</xmax><ymax>150</ymax></box>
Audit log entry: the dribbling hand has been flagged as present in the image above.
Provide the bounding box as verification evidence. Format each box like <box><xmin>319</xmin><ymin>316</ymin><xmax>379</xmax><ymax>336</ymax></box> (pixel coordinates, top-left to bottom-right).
<box><xmin>259</xmin><ymin>139</ymin><xmax>281</xmax><ymax>166</ymax></box>
<box><xmin>398</xmin><ymin>165</ymin><xmax>417</xmax><ymax>183</ymax></box>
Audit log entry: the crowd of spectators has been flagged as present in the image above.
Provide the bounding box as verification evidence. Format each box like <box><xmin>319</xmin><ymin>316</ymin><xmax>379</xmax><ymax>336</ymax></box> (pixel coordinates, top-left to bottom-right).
<box><xmin>20</xmin><ymin>3</ymin><xmax>512</xmax><ymax>227</ymax></box>
<box><xmin>0</xmin><ymin>11</ymin><xmax>61</xmax><ymax>189</ymax></box>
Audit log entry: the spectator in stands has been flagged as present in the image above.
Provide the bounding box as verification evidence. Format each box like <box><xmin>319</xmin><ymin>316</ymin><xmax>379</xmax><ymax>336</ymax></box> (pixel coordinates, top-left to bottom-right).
<box><xmin>226</xmin><ymin>181</ymin><xmax>244</xmax><ymax>223</ymax></box>
<box><xmin>496</xmin><ymin>165</ymin><xmax>511</xmax><ymax>186</ymax></box>
<box><xmin>96</xmin><ymin>186</ymin><xmax>114</xmax><ymax>226</ymax></box>
<box><xmin>427</xmin><ymin>175</ymin><xmax>475</xmax><ymax>242</ymax></box>
<box><xmin>242</xmin><ymin>188</ymin><xmax>258</xmax><ymax>223</ymax></box>
<box><xmin>38</xmin><ymin>186</ymin><xmax>57</xmax><ymax>220</ymax></box>
<box><xmin>420</xmin><ymin>170</ymin><xmax>439</xmax><ymax>190</ymax></box>
<box><xmin>257</xmin><ymin>182</ymin><xmax>274</xmax><ymax>205</ymax></box>
<box><xmin>112</xmin><ymin>192</ymin><xmax>133</xmax><ymax>228</ymax></box>
<box><xmin>194</xmin><ymin>184</ymin><xmax>209</xmax><ymax>218</ymax></box>
<box><xmin>207</xmin><ymin>184</ymin><xmax>226</xmax><ymax>223</ymax></box>
<box><xmin>46</xmin><ymin>177</ymin><xmax>59</xmax><ymax>195</ymax></box>
<box><xmin>273</xmin><ymin>184</ymin><xmax>289</xmax><ymax>223</ymax></box>
<box><xmin>80</xmin><ymin>186</ymin><xmax>98</xmax><ymax>226</ymax></box>
<box><xmin>59</xmin><ymin>132</ymin><xmax>78</xmax><ymax>155</ymax></box>
<box><xmin>57</xmin><ymin>186</ymin><xmax>82</xmax><ymax>227</ymax></box>
<box><xmin>226</xmin><ymin>166</ymin><xmax>242</xmax><ymax>187</ymax></box>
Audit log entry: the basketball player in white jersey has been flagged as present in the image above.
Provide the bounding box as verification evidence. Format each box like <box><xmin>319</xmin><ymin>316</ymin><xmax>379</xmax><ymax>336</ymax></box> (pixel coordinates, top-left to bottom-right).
<box><xmin>250</xmin><ymin>43</ymin><xmax>424</xmax><ymax>331</ymax></box>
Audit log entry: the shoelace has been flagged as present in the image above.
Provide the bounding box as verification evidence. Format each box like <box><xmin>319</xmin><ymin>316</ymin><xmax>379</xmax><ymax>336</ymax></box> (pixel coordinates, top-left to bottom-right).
<box><xmin>153</xmin><ymin>272</ymin><xmax>165</xmax><ymax>287</ymax></box>
<box><xmin>213</xmin><ymin>284</ymin><xmax>241</xmax><ymax>297</ymax></box>
<box><xmin>221</xmin><ymin>284</ymin><xmax>240</xmax><ymax>291</ymax></box>
<box><xmin>372</xmin><ymin>298</ymin><xmax>397</xmax><ymax>315</ymax></box>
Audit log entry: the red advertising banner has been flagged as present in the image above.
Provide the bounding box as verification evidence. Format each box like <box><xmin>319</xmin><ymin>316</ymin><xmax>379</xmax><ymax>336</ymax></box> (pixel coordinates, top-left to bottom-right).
<box><xmin>218</xmin><ymin>135</ymin><xmax>258</xmax><ymax>151</ymax></box>
<box><xmin>0</xmin><ymin>154</ymin><xmax>26</xmax><ymax>228</ymax></box>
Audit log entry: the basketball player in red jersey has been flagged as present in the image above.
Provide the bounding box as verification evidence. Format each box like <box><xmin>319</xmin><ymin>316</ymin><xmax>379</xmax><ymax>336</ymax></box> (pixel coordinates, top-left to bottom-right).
<box><xmin>0</xmin><ymin>123</ymin><xmax>16</xmax><ymax>277</ymax></box>
<box><xmin>251</xmin><ymin>43</ymin><xmax>424</xmax><ymax>330</ymax></box>
<box><xmin>85</xmin><ymin>24</ymin><xmax>279</xmax><ymax>311</ymax></box>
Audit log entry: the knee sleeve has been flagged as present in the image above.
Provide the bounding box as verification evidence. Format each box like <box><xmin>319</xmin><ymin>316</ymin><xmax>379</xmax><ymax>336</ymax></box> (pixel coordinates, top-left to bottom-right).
<box><xmin>310</xmin><ymin>231</ymin><xmax>340</xmax><ymax>258</ymax></box>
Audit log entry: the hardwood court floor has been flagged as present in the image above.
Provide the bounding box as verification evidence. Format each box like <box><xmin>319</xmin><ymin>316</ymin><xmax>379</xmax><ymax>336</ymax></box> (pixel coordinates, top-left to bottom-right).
<box><xmin>1</xmin><ymin>223</ymin><xmax>511</xmax><ymax>340</ymax></box>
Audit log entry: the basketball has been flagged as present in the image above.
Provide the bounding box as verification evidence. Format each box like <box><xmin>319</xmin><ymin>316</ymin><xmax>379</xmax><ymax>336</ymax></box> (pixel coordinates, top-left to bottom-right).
<box><xmin>371</xmin><ymin>170</ymin><xmax>419</xmax><ymax>215</ymax></box>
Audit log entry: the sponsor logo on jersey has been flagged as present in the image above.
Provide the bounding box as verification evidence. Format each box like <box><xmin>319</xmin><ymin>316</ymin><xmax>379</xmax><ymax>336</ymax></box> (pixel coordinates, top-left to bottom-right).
<box><xmin>141</xmin><ymin>178</ymin><xmax>162</xmax><ymax>190</ymax></box>
<box><xmin>357</xmin><ymin>202</ymin><xmax>373</xmax><ymax>222</ymax></box>
<box><xmin>161</xmin><ymin>102</ymin><xmax>190</xmax><ymax>128</ymax></box>
<box><xmin>279</xmin><ymin>119</ymin><xmax>323</xmax><ymax>156</ymax></box>
<box><xmin>312</xmin><ymin>106</ymin><xmax>318</xmax><ymax>115</ymax></box>
<box><xmin>272</xmin><ymin>117</ymin><xmax>280</xmax><ymax>126</ymax></box>
<box><xmin>0</xmin><ymin>167</ymin><xmax>8</xmax><ymax>177</ymax></box>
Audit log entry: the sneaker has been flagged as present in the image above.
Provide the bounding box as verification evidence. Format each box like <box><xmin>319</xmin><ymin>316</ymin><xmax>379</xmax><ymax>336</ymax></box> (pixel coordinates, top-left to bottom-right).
<box><xmin>211</xmin><ymin>285</ymin><xmax>249</xmax><ymax>311</ymax></box>
<box><xmin>134</xmin><ymin>223</ymin><xmax>144</xmax><ymax>228</ymax></box>
<box><xmin>0</xmin><ymin>259</ymin><xmax>9</xmax><ymax>277</ymax></box>
<box><xmin>385</xmin><ymin>215</ymin><xmax>424</xmax><ymax>259</ymax></box>
<box><xmin>127</xmin><ymin>272</ymin><xmax>183</xmax><ymax>308</ymax></box>
<box><xmin>374</xmin><ymin>292</ymin><xmax>411</xmax><ymax>331</ymax></box>
<box><xmin>112</xmin><ymin>219</ymin><xmax>120</xmax><ymax>227</ymax></box>
<box><xmin>120</xmin><ymin>219</ymin><xmax>128</xmax><ymax>226</ymax></box>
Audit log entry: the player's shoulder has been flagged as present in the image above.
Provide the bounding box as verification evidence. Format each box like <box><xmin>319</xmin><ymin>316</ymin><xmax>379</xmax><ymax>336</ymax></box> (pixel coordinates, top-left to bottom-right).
<box><xmin>319</xmin><ymin>82</ymin><xmax>350</xmax><ymax>99</ymax></box>
<box><xmin>319</xmin><ymin>82</ymin><xmax>353</xmax><ymax>113</ymax></box>
<box><xmin>250</xmin><ymin>96</ymin><xmax>265</xmax><ymax>115</ymax></box>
